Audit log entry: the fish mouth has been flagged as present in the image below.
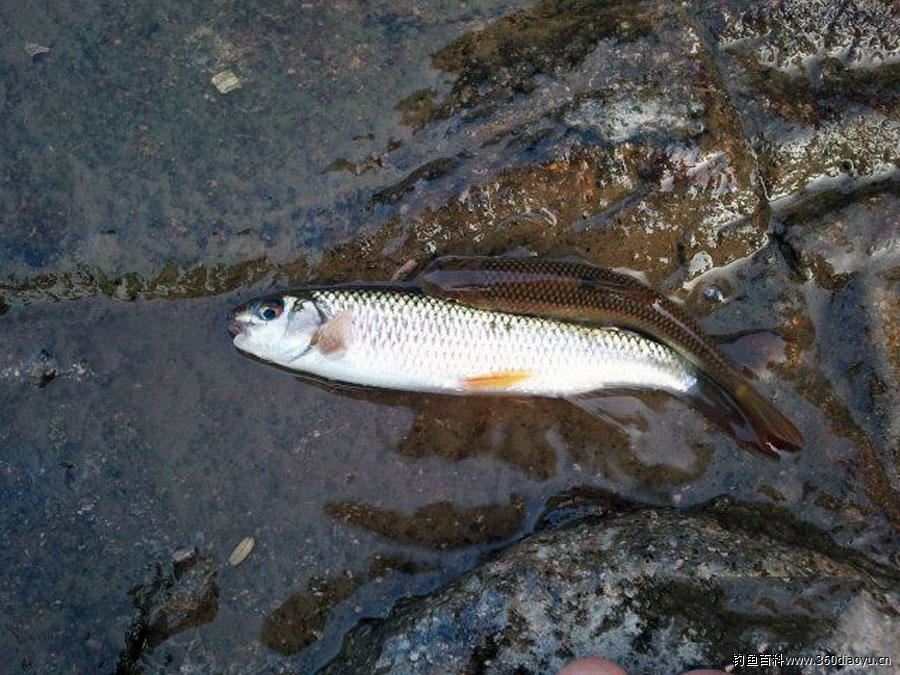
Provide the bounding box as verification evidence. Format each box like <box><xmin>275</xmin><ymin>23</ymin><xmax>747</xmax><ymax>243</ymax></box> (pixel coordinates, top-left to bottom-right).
<box><xmin>227</xmin><ymin>320</ymin><xmax>245</xmax><ymax>338</ymax></box>
<box><xmin>226</xmin><ymin>307</ymin><xmax>247</xmax><ymax>338</ymax></box>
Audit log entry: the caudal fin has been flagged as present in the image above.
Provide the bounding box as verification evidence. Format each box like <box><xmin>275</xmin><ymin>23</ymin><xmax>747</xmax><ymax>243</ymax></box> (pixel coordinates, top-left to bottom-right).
<box><xmin>688</xmin><ymin>371</ymin><xmax>803</xmax><ymax>457</ymax></box>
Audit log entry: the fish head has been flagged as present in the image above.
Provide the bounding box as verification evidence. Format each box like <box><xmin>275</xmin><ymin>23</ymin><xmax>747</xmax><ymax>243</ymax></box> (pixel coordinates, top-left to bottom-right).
<box><xmin>227</xmin><ymin>292</ymin><xmax>322</xmax><ymax>366</ymax></box>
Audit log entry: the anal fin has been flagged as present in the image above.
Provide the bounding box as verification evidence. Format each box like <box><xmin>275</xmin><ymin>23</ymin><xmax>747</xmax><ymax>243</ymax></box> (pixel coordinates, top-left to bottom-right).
<box><xmin>462</xmin><ymin>370</ymin><xmax>531</xmax><ymax>391</ymax></box>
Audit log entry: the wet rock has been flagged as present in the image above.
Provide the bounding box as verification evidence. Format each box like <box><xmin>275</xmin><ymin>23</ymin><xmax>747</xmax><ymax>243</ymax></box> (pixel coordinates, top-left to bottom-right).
<box><xmin>118</xmin><ymin>549</ymin><xmax>219</xmax><ymax>671</ymax></box>
<box><xmin>324</xmin><ymin>504</ymin><xmax>900</xmax><ymax>674</ymax></box>
<box><xmin>24</xmin><ymin>349</ymin><xmax>58</xmax><ymax>387</ymax></box>
<box><xmin>299</xmin><ymin>2</ymin><xmax>779</xmax><ymax>291</ymax></box>
<box><xmin>780</xmin><ymin>190</ymin><xmax>900</xmax><ymax>497</ymax></box>
<box><xmin>533</xmin><ymin>486</ymin><xmax>634</xmax><ymax>532</ymax></box>
<box><xmin>430</xmin><ymin>0</ymin><xmax>656</xmax><ymax>120</ymax></box>
<box><xmin>702</xmin><ymin>0</ymin><xmax>899</xmax><ymax>214</ymax></box>
<box><xmin>717</xmin><ymin>0</ymin><xmax>900</xmax><ymax>74</ymax></box>
<box><xmin>2</xmin><ymin>0</ymin><xmax>897</xmax><ymax>308</ymax></box>
<box><xmin>761</xmin><ymin>110</ymin><xmax>898</xmax><ymax>212</ymax></box>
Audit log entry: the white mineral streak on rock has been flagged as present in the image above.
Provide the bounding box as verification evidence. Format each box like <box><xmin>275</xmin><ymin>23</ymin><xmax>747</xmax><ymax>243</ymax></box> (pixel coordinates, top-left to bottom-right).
<box><xmin>766</xmin><ymin>110</ymin><xmax>900</xmax><ymax>210</ymax></box>
<box><xmin>718</xmin><ymin>0</ymin><xmax>900</xmax><ymax>73</ymax></box>
<box><xmin>564</xmin><ymin>96</ymin><xmax>692</xmax><ymax>143</ymax></box>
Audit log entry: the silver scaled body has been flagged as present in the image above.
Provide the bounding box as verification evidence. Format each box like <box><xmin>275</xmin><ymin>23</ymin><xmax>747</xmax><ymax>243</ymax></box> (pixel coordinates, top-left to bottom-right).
<box><xmin>298</xmin><ymin>288</ymin><xmax>698</xmax><ymax>397</ymax></box>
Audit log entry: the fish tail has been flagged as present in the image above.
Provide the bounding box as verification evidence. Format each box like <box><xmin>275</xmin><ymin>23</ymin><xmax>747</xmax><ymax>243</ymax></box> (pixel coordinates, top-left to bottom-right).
<box><xmin>687</xmin><ymin>371</ymin><xmax>803</xmax><ymax>457</ymax></box>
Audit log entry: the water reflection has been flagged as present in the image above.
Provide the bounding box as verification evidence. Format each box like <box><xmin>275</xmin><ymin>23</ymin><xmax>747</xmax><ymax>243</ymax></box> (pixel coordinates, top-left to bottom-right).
<box><xmin>261</xmin><ymin>574</ymin><xmax>358</xmax><ymax>656</ymax></box>
<box><xmin>325</xmin><ymin>496</ymin><xmax>526</xmax><ymax>550</ymax></box>
<box><xmin>1</xmin><ymin>0</ymin><xmax>897</xmax><ymax>668</ymax></box>
<box><xmin>282</xmin><ymin>374</ymin><xmax>715</xmax><ymax>486</ymax></box>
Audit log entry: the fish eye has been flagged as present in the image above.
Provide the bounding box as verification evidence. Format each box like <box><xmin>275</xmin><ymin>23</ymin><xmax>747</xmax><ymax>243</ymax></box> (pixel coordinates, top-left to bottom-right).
<box><xmin>255</xmin><ymin>299</ymin><xmax>284</xmax><ymax>321</ymax></box>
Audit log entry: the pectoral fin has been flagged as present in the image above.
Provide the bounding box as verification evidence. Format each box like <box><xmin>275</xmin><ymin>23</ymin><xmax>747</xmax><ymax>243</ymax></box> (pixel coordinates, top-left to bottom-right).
<box><xmin>311</xmin><ymin>311</ymin><xmax>354</xmax><ymax>356</ymax></box>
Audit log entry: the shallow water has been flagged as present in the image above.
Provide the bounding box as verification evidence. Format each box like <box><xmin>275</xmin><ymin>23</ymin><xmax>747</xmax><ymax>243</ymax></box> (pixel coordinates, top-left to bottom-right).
<box><xmin>1</xmin><ymin>0</ymin><xmax>898</xmax><ymax>672</ymax></box>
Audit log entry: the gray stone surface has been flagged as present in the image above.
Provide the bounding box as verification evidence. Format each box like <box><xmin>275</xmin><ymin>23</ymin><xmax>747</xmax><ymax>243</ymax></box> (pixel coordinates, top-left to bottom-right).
<box><xmin>0</xmin><ymin>0</ymin><xmax>897</xmax><ymax>671</ymax></box>
<box><xmin>325</xmin><ymin>502</ymin><xmax>900</xmax><ymax>674</ymax></box>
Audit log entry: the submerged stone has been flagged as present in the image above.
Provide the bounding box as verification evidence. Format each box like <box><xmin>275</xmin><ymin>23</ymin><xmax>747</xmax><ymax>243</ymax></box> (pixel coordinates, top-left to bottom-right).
<box><xmin>324</xmin><ymin>505</ymin><xmax>900</xmax><ymax>674</ymax></box>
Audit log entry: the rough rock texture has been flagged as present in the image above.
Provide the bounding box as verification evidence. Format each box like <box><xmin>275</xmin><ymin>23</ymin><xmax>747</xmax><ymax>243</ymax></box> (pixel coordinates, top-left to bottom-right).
<box><xmin>780</xmin><ymin>191</ymin><xmax>900</xmax><ymax>498</ymax></box>
<box><xmin>705</xmin><ymin>0</ymin><xmax>900</xmax><ymax>214</ymax></box>
<box><xmin>0</xmin><ymin>0</ymin><xmax>898</xmax><ymax>672</ymax></box>
<box><xmin>4</xmin><ymin>0</ymin><xmax>896</xmax><ymax>302</ymax></box>
<box><xmin>118</xmin><ymin>549</ymin><xmax>219</xmax><ymax>672</ymax></box>
<box><xmin>325</xmin><ymin>502</ymin><xmax>900</xmax><ymax>674</ymax></box>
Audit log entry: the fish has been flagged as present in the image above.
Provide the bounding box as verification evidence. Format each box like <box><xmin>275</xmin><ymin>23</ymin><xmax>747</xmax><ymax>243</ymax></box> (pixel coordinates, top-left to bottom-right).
<box><xmin>227</xmin><ymin>257</ymin><xmax>803</xmax><ymax>456</ymax></box>
<box><xmin>418</xmin><ymin>256</ymin><xmax>803</xmax><ymax>454</ymax></box>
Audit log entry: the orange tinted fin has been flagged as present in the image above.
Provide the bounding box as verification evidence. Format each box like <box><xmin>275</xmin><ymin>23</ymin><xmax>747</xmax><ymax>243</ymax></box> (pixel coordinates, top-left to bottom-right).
<box><xmin>462</xmin><ymin>370</ymin><xmax>531</xmax><ymax>391</ymax></box>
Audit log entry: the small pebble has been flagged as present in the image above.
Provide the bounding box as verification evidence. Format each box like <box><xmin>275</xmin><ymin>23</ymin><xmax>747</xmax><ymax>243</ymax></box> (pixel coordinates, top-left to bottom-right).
<box><xmin>173</xmin><ymin>547</ymin><xmax>196</xmax><ymax>565</ymax></box>
<box><xmin>27</xmin><ymin>349</ymin><xmax>59</xmax><ymax>387</ymax></box>
<box><xmin>211</xmin><ymin>70</ymin><xmax>241</xmax><ymax>94</ymax></box>
<box><xmin>24</xmin><ymin>42</ymin><xmax>51</xmax><ymax>62</ymax></box>
<box><xmin>703</xmin><ymin>284</ymin><xmax>726</xmax><ymax>303</ymax></box>
<box><xmin>228</xmin><ymin>536</ymin><xmax>255</xmax><ymax>566</ymax></box>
